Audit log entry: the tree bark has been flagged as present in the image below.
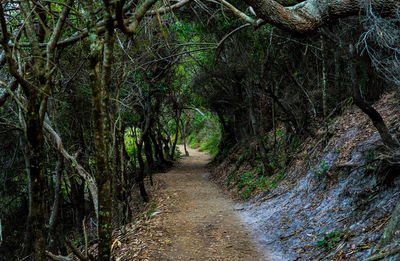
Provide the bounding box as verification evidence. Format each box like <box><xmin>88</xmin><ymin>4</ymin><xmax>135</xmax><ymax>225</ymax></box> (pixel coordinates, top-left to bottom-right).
<box><xmin>135</xmin><ymin>140</ymin><xmax>149</xmax><ymax>202</ymax></box>
<box><xmin>242</xmin><ymin>0</ymin><xmax>399</xmax><ymax>34</ymax></box>
<box><xmin>48</xmin><ymin>152</ymin><xmax>64</xmax><ymax>251</ymax></box>
<box><xmin>143</xmin><ymin>133</ymin><xmax>154</xmax><ymax>186</ymax></box>
<box><xmin>150</xmin><ymin>131</ymin><xmax>165</xmax><ymax>164</ymax></box>
<box><xmin>170</xmin><ymin>116</ymin><xmax>180</xmax><ymax>160</ymax></box>
<box><xmin>26</xmin><ymin>96</ymin><xmax>47</xmax><ymax>261</ymax></box>
<box><xmin>43</xmin><ymin>121</ymin><xmax>98</xmax><ymax>217</ymax></box>
<box><xmin>181</xmin><ymin>117</ymin><xmax>190</xmax><ymax>156</ymax></box>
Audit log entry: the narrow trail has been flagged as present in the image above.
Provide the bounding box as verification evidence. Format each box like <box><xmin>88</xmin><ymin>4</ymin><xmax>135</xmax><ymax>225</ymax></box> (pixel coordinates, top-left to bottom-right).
<box><xmin>147</xmin><ymin>146</ymin><xmax>265</xmax><ymax>260</ymax></box>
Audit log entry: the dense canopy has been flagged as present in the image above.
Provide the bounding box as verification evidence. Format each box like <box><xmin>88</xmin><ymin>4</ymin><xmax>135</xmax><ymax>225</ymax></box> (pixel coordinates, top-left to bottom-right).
<box><xmin>0</xmin><ymin>0</ymin><xmax>399</xmax><ymax>260</ymax></box>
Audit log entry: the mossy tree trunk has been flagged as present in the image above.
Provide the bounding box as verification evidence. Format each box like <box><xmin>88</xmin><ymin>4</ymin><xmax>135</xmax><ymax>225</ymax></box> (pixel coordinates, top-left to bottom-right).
<box><xmin>85</xmin><ymin>0</ymin><xmax>115</xmax><ymax>259</ymax></box>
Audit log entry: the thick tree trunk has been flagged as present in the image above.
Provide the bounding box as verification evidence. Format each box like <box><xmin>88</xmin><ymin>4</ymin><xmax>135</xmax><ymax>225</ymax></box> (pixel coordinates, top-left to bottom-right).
<box><xmin>26</xmin><ymin>97</ymin><xmax>47</xmax><ymax>261</ymax></box>
<box><xmin>89</xmin><ymin>40</ymin><xmax>113</xmax><ymax>261</ymax></box>
<box><xmin>91</xmin><ymin>72</ymin><xmax>112</xmax><ymax>260</ymax></box>
<box><xmin>113</xmin><ymin>118</ymin><xmax>126</xmax><ymax>224</ymax></box>
<box><xmin>86</xmin><ymin>1</ymin><xmax>115</xmax><ymax>259</ymax></box>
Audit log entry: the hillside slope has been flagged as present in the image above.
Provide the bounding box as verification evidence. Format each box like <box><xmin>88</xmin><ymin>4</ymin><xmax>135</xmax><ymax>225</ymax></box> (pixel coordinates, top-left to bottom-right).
<box><xmin>211</xmin><ymin>93</ymin><xmax>400</xmax><ymax>260</ymax></box>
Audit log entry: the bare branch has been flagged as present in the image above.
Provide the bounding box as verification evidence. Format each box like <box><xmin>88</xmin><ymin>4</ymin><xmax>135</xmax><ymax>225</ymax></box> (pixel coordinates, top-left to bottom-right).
<box><xmin>46</xmin><ymin>251</ymin><xmax>73</xmax><ymax>261</ymax></box>
<box><xmin>43</xmin><ymin>121</ymin><xmax>99</xmax><ymax>219</ymax></box>
<box><xmin>0</xmin><ymin>5</ymin><xmax>32</xmax><ymax>95</ymax></box>
<box><xmin>119</xmin><ymin>0</ymin><xmax>159</xmax><ymax>35</ymax></box>
<box><xmin>214</xmin><ymin>0</ymin><xmax>264</xmax><ymax>27</ymax></box>
<box><xmin>146</xmin><ymin>0</ymin><xmax>191</xmax><ymax>16</ymax></box>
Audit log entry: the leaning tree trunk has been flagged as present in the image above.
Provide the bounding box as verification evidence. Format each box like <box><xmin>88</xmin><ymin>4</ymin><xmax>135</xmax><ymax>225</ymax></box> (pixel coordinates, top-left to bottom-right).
<box><xmin>349</xmin><ymin>47</ymin><xmax>399</xmax><ymax>150</ymax></box>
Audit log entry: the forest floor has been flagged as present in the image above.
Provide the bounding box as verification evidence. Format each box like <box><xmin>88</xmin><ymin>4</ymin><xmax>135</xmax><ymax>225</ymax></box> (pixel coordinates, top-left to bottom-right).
<box><xmin>111</xmin><ymin>146</ymin><xmax>265</xmax><ymax>261</ymax></box>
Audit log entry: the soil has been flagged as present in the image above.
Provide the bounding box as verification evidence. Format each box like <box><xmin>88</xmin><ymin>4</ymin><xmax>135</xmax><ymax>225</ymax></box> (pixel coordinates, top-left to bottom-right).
<box><xmin>112</xmin><ymin>146</ymin><xmax>265</xmax><ymax>261</ymax></box>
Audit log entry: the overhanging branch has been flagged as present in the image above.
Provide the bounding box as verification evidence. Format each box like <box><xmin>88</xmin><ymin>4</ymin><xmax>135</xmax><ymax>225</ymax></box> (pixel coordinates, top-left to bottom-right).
<box><xmin>240</xmin><ymin>0</ymin><xmax>400</xmax><ymax>34</ymax></box>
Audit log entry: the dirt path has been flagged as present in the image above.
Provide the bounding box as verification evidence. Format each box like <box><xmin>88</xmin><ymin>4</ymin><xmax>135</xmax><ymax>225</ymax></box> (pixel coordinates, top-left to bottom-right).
<box><xmin>144</xmin><ymin>146</ymin><xmax>265</xmax><ymax>260</ymax></box>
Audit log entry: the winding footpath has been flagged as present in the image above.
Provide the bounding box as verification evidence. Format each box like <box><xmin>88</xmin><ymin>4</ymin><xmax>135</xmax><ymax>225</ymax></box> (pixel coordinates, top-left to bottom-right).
<box><xmin>148</xmin><ymin>146</ymin><xmax>265</xmax><ymax>260</ymax></box>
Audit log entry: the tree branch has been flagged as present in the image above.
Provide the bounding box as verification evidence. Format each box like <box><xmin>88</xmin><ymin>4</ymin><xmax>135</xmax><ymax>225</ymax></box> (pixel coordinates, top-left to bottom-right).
<box><xmin>215</xmin><ymin>0</ymin><xmax>264</xmax><ymax>27</ymax></box>
<box><xmin>240</xmin><ymin>0</ymin><xmax>400</xmax><ymax>34</ymax></box>
<box><xmin>43</xmin><ymin>121</ymin><xmax>99</xmax><ymax>218</ymax></box>
<box><xmin>146</xmin><ymin>0</ymin><xmax>191</xmax><ymax>16</ymax></box>
<box><xmin>46</xmin><ymin>251</ymin><xmax>72</xmax><ymax>261</ymax></box>
<box><xmin>65</xmin><ymin>239</ymin><xmax>90</xmax><ymax>261</ymax></box>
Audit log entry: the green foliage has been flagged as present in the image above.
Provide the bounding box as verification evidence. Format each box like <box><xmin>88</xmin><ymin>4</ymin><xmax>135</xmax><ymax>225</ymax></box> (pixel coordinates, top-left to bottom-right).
<box><xmin>314</xmin><ymin>160</ymin><xmax>330</xmax><ymax>176</ymax></box>
<box><xmin>187</xmin><ymin>112</ymin><xmax>221</xmax><ymax>156</ymax></box>
<box><xmin>316</xmin><ymin>230</ymin><xmax>354</xmax><ymax>249</ymax></box>
<box><xmin>124</xmin><ymin>128</ymin><xmax>140</xmax><ymax>158</ymax></box>
<box><xmin>226</xmin><ymin>166</ymin><xmax>284</xmax><ymax>199</ymax></box>
<box><xmin>174</xmin><ymin>146</ymin><xmax>183</xmax><ymax>159</ymax></box>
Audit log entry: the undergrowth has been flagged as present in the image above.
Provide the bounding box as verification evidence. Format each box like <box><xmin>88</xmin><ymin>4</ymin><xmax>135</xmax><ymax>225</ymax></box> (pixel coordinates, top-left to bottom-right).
<box><xmin>226</xmin><ymin>159</ymin><xmax>287</xmax><ymax>199</ymax></box>
<box><xmin>187</xmin><ymin>113</ymin><xmax>221</xmax><ymax>156</ymax></box>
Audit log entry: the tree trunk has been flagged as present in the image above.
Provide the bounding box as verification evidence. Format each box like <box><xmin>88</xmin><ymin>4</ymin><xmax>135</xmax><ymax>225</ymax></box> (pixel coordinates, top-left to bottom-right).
<box><xmin>246</xmin><ymin>89</ymin><xmax>269</xmax><ymax>173</ymax></box>
<box><xmin>150</xmin><ymin>131</ymin><xmax>165</xmax><ymax>164</ymax></box>
<box><xmin>160</xmin><ymin>130</ymin><xmax>170</xmax><ymax>159</ymax></box>
<box><xmin>349</xmin><ymin>48</ymin><xmax>399</xmax><ymax>150</ymax></box>
<box><xmin>182</xmin><ymin>117</ymin><xmax>190</xmax><ymax>156</ymax></box>
<box><xmin>26</xmin><ymin>96</ymin><xmax>47</xmax><ymax>261</ymax></box>
<box><xmin>21</xmin><ymin>137</ymin><xmax>33</xmax><ymax>257</ymax></box>
<box><xmin>136</xmin><ymin>141</ymin><xmax>149</xmax><ymax>202</ymax></box>
<box><xmin>48</xmin><ymin>152</ymin><xmax>64</xmax><ymax>251</ymax></box>
<box><xmin>143</xmin><ymin>133</ymin><xmax>154</xmax><ymax>186</ymax></box>
<box><xmin>170</xmin><ymin>117</ymin><xmax>180</xmax><ymax>160</ymax></box>
<box><xmin>89</xmin><ymin>41</ymin><xmax>113</xmax><ymax>261</ymax></box>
